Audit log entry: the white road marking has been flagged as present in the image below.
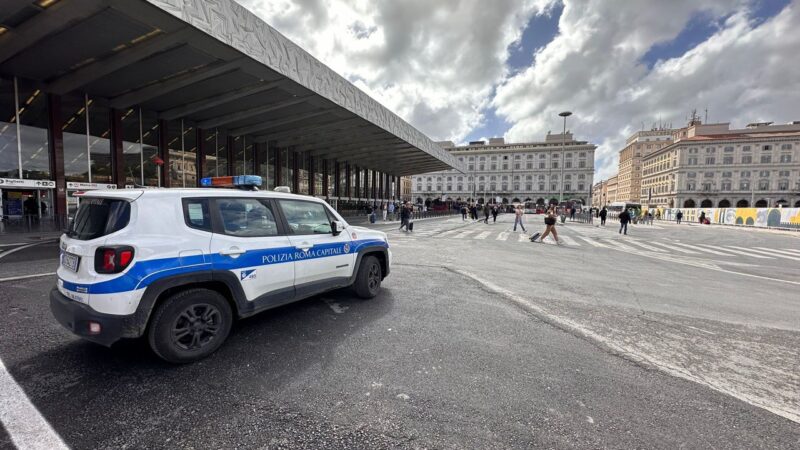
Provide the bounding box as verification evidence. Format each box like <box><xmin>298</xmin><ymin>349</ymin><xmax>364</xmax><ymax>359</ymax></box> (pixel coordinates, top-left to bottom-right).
<box><xmin>473</xmin><ymin>231</ymin><xmax>491</xmax><ymax>240</ymax></box>
<box><xmin>496</xmin><ymin>232</ymin><xmax>509</xmax><ymax>241</ymax></box>
<box><xmin>0</xmin><ymin>243</ymin><xmax>28</xmax><ymax>247</ymax></box>
<box><xmin>648</xmin><ymin>241</ymin><xmax>700</xmax><ymax>254</ymax></box>
<box><xmin>451</xmin><ymin>268</ymin><xmax>800</xmax><ymax>424</ymax></box>
<box><xmin>434</xmin><ymin>230</ymin><xmax>461</xmax><ymax>238</ymax></box>
<box><xmin>453</xmin><ymin>230</ymin><xmax>476</xmax><ymax>239</ymax></box>
<box><xmin>602</xmin><ymin>240</ymin><xmax>639</xmax><ymax>252</ymax></box>
<box><xmin>777</xmin><ymin>248</ymin><xmax>800</xmax><ymax>255</ymax></box>
<box><xmin>669</xmin><ymin>241</ymin><xmax>738</xmax><ymax>257</ymax></box>
<box><xmin>0</xmin><ymin>273</ymin><xmax>57</xmax><ymax>283</ymax></box>
<box><xmin>624</xmin><ymin>240</ymin><xmax>665</xmax><ymax>252</ymax></box>
<box><xmin>559</xmin><ymin>235</ymin><xmax>580</xmax><ymax>246</ymax></box>
<box><xmin>0</xmin><ymin>357</ymin><xmax>70</xmax><ymax>450</ymax></box>
<box><xmin>0</xmin><ymin>242</ymin><xmax>48</xmax><ymax>261</ymax></box>
<box><xmin>576</xmin><ymin>236</ymin><xmax>606</xmax><ymax>247</ymax></box>
<box><xmin>728</xmin><ymin>246</ymin><xmax>800</xmax><ymax>262</ymax></box>
<box><xmin>755</xmin><ymin>247</ymin><xmax>800</xmax><ymax>258</ymax></box>
<box><xmin>693</xmin><ymin>244</ymin><xmax>773</xmax><ymax>259</ymax></box>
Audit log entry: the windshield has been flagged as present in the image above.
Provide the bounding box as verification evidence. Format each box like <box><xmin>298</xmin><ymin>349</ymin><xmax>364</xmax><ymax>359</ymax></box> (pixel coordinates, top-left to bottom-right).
<box><xmin>67</xmin><ymin>198</ymin><xmax>131</xmax><ymax>240</ymax></box>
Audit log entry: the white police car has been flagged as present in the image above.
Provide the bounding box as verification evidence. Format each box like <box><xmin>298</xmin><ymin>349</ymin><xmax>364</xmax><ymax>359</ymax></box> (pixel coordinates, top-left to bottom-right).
<box><xmin>50</xmin><ymin>176</ymin><xmax>390</xmax><ymax>363</ymax></box>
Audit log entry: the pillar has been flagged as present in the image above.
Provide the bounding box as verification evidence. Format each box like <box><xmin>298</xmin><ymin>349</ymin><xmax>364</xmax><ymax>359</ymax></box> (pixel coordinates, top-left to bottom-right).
<box><xmin>158</xmin><ymin>119</ymin><xmax>170</xmax><ymax>188</ymax></box>
<box><xmin>47</xmin><ymin>94</ymin><xmax>66</xmax><ymax>217</ymax></box>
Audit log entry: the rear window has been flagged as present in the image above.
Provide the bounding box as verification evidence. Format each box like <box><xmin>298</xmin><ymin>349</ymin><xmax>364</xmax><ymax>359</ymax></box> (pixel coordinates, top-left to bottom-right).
<box><xmin>67</xmin><ymin>198</ymin><xmax>131</xmax><ymax>240</ymax></box>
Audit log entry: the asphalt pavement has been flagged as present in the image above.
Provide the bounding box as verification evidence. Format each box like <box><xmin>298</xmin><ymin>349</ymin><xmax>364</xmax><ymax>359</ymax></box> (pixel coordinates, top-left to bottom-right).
<box><xmin>0</xmin><ymin>215</ymin><xmax>799</xmax><ymax>449</ymax></box>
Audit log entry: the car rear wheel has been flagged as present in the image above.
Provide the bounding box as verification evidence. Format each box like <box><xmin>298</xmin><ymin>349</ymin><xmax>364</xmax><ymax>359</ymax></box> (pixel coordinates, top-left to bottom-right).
<box><xmin>148</xmin><ymin>288</ymin><xmax>233</xmax><ymax>363</ymax></box>
<box><xmin>354</xmin><ymin>255</ymin><xmax>382</xmax><ymax>299</ymax></box>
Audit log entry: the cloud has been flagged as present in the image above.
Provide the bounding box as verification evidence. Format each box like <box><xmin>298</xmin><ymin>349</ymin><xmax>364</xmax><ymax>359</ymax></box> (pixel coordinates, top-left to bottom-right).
<box><xmin>493</xmin><ymin>0</ymin><xmax>798</xmax><ymax>180</ymax></box>
<box><xmin>236</xmin><ymin>0</ymin><xmax>555</xmax><ymax>142</ymax></box>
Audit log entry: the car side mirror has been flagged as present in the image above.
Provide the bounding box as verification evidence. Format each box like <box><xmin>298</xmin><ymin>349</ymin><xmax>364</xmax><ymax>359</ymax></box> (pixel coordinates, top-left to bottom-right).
<box><xmin>331</xmin><ymin>220</ymin><xmax>344</xmax><ymax>236</ymax></box>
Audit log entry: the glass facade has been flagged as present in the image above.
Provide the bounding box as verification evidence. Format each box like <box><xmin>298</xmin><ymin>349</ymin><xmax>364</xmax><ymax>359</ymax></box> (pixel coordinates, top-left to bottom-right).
<box><xmin>0</xmin><ymin>78</ymin><xmax>20</xmax><ymax>179</ymax></box>
<box><xmin>0</xmin><ymin>75</ymin><xmax>386</xmax><ymax>219</ymax></box>
<box><xmin>17</xmin><ymin>80</ymin><xmax>50</xmax><ymax>179</ymax></box>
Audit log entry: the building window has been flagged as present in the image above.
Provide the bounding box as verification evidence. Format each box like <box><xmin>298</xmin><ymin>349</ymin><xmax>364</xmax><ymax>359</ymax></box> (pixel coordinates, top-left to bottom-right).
<box><xmin>759</xmin><ymin>170</ymin><xmax>770</xmax><ymax>177</ymax></box>
<box><xmin>526</xmin><ymin>162</ymin><xmax>532</xmax><ymax>169</ymax></box>
<box><xmin>723</xmin><ymin>156</ymin><xmax>733</xmax><ymax>164</ymax></box>
<box><xmin>514</xmin><ymin>162</ymin><xmax>520</xmax><ymax>170</ymax></box>
<box><xmin>705</xmin><ymin>157</ymin><xmax>715</xmax><ymax>164</ymax></box>
<box><xmin>741</xmin><ymin>155</ymin><xmax>752</xmax><ymax>164</ymax></box>
<box><xmin>758</xmin><ymin>180</ymin><xmax>769</xmax><ymax>190</ymax></box>
<box><xmin>780</xmin><ymin>144</ymin><xmax>792</xmax><ymax>150</ymax></box>
<box><xmin>687</xmin><ymin>181</ymin><xmax>696</xmax><ymax>190</ymax></box>
<box><xmin>490</xmin><ymin>164</ymin><xmax>497</xmax><ymax>170</ymax></box>
<box><xmin>721</xmin><ymin>181</ymin><xmax>731</xmax><ymax>191</ymax></box>
<box><xmin>564</xmin><ymin>183</ymin><xmax>571</xmax><ymax>191</ymax></box>
<box><xmin>539</xmin><ymin>183</ymin><xmax>545</xmax><ymax>191</ymax></box>
<box><xmin>778</xmin><ymin>180</ymin><xmax>789</xmax><ymax>190</ymax></box>
<box><xmin>779</xmin><ymin>154</ymin><xmax>792</xmax><ymax>163</ymax></box>
<box><xmin>778</xmin><ymin>170</ymin><xmax>790</xmax><ymax>177</ymax></box>
<box><xmin>539</xmin><ymin>162</ymin><xmax>546</xmax><ymax>169</ymax></box>
<box><xmin>552</xmin><ymin>162</ymin><xmax>558</xmax><ymax>169</ymax></box>
<box><xmin>688</xmin><ymin>157</ymin><xmax>698</xmax><ymax>165</ymax></box>
<box><xmin>722</xmin><ymin>171</ymin><xmax>732</xmax><ymax>178</ymax></box>
<box><xmin>761</xmin><ymin>154</ymin><xmax>772</xmax><ymax>163</ymax></box>
<box><xmin>724</xmin><ymin>146</ymin><xmax>734</xmax><ymax>153</ymax></box>
<box><xmin>704</xmin><ymin>172</ymin><xmax>713</xmax><ymax>178</ymax></box>
<box><xmin>565</xmin><ymin>161</ymin><xmax>572</xmax><ymax>168</ymax></box>
<box><xmin>479</xmin><ymin>164</ymin><xmax>485</xmax><ymax>170</ymax></box>
<box><xmin>578</xmin><ymin>183</ymin><xmax>584</xmax><ymax>191</ymax></box>
<box><xmin>687</xmin><ymin>172</ymin><xmax>696</xmax><ymax>178</ymax></box>
<box><xmin>763</xmin><ymin>145</ymin><xmax>771</xmax><ymax>151</ymax></box>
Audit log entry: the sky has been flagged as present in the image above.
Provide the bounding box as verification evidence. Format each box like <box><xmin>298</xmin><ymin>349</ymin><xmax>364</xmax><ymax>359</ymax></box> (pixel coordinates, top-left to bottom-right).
<box><xmin>237</xmin><ymin>0</ymin><xmax>798</xmax><ymax>180</ymax></box>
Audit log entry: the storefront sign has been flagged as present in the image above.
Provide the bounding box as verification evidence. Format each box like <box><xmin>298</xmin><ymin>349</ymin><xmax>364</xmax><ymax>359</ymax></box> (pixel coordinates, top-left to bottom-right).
<box><xmin>124</xmin><ymin>185</ymin><xmax>159</xmax><ymax>189</ymax></box>
<box><xmin>0</xmin><ymin>178</ymin><xmax>56</xmax><ymax>189</ymax></box>
<box><xmin>66</xmin><ymin>182</ymin><xmax>117</xmax><ymax>190</ymax></box>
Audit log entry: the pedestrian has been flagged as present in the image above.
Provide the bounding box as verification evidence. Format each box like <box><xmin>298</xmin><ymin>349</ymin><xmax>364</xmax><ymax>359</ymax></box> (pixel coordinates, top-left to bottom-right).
<box><xmin>483</xmin><ymin>203</ymin><xmax>491</xmax><ymax>224</ymax></box>
<box><xmin>491</xmin><ymin>204</ymin><xmax>499</xmax><ymax>223</ymax></box>
<box><xmin>399</xmin><ymin>203</ymin><xmax>410</xmax><ymax>232</ymax></box>
<box><xmin>472</xmin><ymin>204</ymin><xmax>478</xmax><ymax>220</ymax></box>
<box><xmin>570</xmin><ymin>206</ymin><xmax>576</xmax><ymax>222</ymax></box>
<box><xmin>647</xmin><ymin>212</ymin><xmax>653</xmax><ymax>225</ymax></box>
<box><xmin>599</xmin><ymin>207</ymin><xmax>607</xmax><ymax>226</ymax></box>
<box><xmin>388</xmin><ymin>202</ymin><xmax>395</xmax><ymax>221</ymax></box>
<box><xmin>461</xmin><ymin>204</ymin><xmax>468</xmax><ymax>221</ymax></box>
<box><xmin>534</xmin><ymin>207</ymin><xmax>560</xmax><ymax>244</ymax></box>
<box><xmin>382</xmin><ymin>202</ymin><xmax>388</xmax><ymax>221</ymax></box>
<box><xmin>699</xmin><ymin>211</ymin><xmax>706</xmax><ymax>225</ymax></box>
<box><xmin>619</xmin><ymin>208</ymin><xmax>631</xmax><ymax>235</ymax></box>
<box><xmin>676</xmin><ymin>209</ymin><xmax>683</xmax><ymax>224</ymax></box>
<box><xmin>513</xmin><ymin>205</ymin><xmax>526</xmax><ymax>232</ymax></box>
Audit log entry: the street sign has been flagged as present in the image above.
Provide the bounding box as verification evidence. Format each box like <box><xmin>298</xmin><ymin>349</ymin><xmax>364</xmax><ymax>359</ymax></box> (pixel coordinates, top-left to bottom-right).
<box><xmin>0</xmin><ymin>178</ymin><xmax>56</xmax><ymax>188</ymax></box>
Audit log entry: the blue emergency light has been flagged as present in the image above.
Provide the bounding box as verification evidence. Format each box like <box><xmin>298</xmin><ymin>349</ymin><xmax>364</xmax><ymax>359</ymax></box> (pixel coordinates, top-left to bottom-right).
<box><xmin>200</xmin><ymin>175</ymin><xmax>263</xmax><ymax>188</ymax></box>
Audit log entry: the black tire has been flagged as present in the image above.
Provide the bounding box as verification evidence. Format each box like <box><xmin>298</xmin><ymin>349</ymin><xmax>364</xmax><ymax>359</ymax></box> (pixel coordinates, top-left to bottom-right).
<box><xmin>354</xmin><ymin>255</ymin><xmax>382</xmax><ymax>299</ymax></box>
<box><xmin>147</xmin><ymin>288</ymin><xmax>233</xmax><ymax>364</ymax></box>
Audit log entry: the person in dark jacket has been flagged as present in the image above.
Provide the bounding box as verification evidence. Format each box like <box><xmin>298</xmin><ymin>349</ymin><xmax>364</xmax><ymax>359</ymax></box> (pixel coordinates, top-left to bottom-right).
<box><xmin>491</xmin><ymin>205</ymin><xmax>499</xmax><ymax>223</ymax></box>
<box><xmin>599</xmin><ymin>207</ymin><xmax>608</xmax><ymax>226</ymax></box>
<box><xmin>618</xmin><ymin>208</ymin><xmax>631</xmax><ymax>235</ymax></box>
<box><xmin>483</xmin><ymin>203</ymin><xmax>491</xmax><ymax>224</ymax></box>
<box><xmin>676</xmin><ymin>209</ymin><xmax>683</xmax><ymax>224</ymax></box>
<box><xmin>399</xmin><ymin>203</ymin><xmax>410</xmax><ymax>231</ymax></box>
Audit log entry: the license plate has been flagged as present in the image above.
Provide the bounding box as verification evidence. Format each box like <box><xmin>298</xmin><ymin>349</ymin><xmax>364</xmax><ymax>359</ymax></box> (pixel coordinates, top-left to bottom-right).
<box><xmin>62</xmin><ymin>252</ymin><xmax>80</xmax><ymax>272</ymax></box>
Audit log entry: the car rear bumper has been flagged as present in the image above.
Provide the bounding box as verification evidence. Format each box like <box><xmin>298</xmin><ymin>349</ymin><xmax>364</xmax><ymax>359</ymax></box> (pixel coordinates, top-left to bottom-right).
<box><xmin>49</xmin><ymin>288</ymin><xmax>141</xmax><ymax>346</ymax></box>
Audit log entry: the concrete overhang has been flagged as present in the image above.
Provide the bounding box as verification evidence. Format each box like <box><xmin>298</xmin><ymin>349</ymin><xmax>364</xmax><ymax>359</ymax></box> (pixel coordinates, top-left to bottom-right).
<box><xmin>0</xmin><ymin>0</ymin><xmax>465</xmax><ymax>176</ymax></box>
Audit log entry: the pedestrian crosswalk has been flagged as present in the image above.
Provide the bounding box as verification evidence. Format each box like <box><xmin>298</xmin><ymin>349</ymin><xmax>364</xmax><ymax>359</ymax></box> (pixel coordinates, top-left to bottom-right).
<box><xmin>386</xmin><ymin>223</ymin><xmax>798</xmax><ymax>264</ymax></box>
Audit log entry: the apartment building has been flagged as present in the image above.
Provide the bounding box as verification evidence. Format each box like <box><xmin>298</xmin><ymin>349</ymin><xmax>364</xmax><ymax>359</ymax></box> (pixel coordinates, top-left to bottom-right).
<box><xmin>616</xmin><ymin>129</ymin><xmax>674</xmax><ymax>203</ymax></box>
<box><xmin>412</xmin><ymin>134</ymin><xmax>597</xmax><ymax>205</ymax></box>
<box><xmin>641</xmin><ymin>121</ymin><xmax>800</xmax><ymax>208</ymax></box>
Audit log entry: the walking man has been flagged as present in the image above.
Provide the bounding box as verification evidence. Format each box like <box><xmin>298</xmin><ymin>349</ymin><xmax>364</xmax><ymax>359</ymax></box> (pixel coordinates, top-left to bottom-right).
<box><xmin>461</xmin><ymin>204</ymin><xmax>468</xmax><ymax>221</ymax></box>
<box><xmin>676</xmin><ymin>209</ymin><xmax>683</xmax><ymax>225</ymax></box>
<box><xmin>382</xmin><ymin>202</ymin><xmax>388</xmax><ymax>221</ymax></box>
<box><xmin>513</xmin><ymin>205</ymin><xmax>526</xmax><ymax>232</ymax></box>
<box><xmin>491</xmin><ymin>204</ymin><xmax>499</xmax><ymax>223</ymax></box>
<box><xmin>570</xmin><ymin>206</ymin><xmax>576</xmax><ymax>222</ymax></box>
<box><xmin>483</xmin><ymin>203</ymin><xmax>491</xmax><ymax>224</ymax></box>
<box><xmin>399</xmin><ymin>203</ymin><xmax>410</xmax><ymax>232</ymax></box>
<box><xmin>619</xmin><ymin>208</ymin><xmax>631</xmax><ymax>235</ymax></box>
<box><xmin>599</xmin><ymin>207</ymin><xmax>608</xmax><ymax>226</ymax></box>
<box><xmin>388</xmin><ymin>202</ymin><xmax>395</xmax><ymax>221</ymax></box>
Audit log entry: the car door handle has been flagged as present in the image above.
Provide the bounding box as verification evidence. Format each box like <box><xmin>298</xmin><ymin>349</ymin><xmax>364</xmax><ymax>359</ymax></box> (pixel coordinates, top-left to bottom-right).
<box><xmin>219</xmin><ymin>247</ymin><xmax>246</xmax><ymax>257</ymax></box>
<box><xmin>296</xmin><ymin>242</ymin><xmax>313</xmax><ymax>251</ymax></box>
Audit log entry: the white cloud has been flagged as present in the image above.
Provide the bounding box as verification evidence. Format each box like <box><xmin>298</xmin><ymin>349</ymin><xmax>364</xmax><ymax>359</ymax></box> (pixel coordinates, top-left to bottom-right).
<box><xmin>493</xmin><ymin>0</ymin><xmax>799</xmax><ymax>180</ymax></box>
<box><xmin>236</xmin><ymin>0</ymin><xmax>554</xmax><ymax>142</ymax></box>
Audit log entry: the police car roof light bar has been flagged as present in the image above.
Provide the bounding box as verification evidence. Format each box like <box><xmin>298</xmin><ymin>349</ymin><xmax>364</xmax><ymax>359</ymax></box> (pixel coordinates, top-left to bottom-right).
<box><xmin>200</xmin><ymin>175</ymin><xmax>262</xmax><ymax>190</ymax></box>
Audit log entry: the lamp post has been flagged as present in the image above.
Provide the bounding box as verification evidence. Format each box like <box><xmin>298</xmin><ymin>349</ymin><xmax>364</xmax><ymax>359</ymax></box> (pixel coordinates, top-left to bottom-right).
<box><xmin>558</xmin><ymin>111</ymin><xmax>572</xmax><ymax>205</ymax></box>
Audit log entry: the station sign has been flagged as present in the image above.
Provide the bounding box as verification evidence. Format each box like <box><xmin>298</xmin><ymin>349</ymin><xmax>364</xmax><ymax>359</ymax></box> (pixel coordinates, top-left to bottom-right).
<box><xmin>66</xmin><ymin>182</ymin><xmax>117</xmax><ymax>190</ymax></box>
<box><xmin>124</xmin><ymin>185</ymin><xmax>159</xmax><ymax>189</ymax></box>
<box><xmin>0</xmin><ymin>178</ymin><xmax>56</xmax><ymax>188</ymax></box>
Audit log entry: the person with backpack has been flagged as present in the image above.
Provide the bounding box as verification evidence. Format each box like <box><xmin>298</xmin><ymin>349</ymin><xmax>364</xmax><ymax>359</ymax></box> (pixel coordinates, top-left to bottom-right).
<box><xmin>618</xmin><ymin>208</ymin><xmax>631</xmax><ymax>235</ymax></box>
<box><xmin>599</xmin><ymin>207</ymin><xmax>608</xmax><ymax>226</ymax></box>
<box><xmin>399</xmin><ymin>203</ymin><xmax>410</xmax><ymax>232</ymax></box>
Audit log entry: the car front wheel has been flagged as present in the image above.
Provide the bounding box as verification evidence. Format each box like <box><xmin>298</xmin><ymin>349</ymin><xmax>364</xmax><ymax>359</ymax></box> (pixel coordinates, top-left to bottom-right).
<box><xmin>354</xmin><ymin>255</ymin><xmax>382</xmax><ymax>299</ymax></box>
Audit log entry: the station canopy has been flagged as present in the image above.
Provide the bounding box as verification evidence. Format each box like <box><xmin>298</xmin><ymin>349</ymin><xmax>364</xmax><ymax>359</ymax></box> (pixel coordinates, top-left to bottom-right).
<box><xmin>0</xmin><ymin>0</ymin><xmax>463</xmax><ymax>176</ymax></box>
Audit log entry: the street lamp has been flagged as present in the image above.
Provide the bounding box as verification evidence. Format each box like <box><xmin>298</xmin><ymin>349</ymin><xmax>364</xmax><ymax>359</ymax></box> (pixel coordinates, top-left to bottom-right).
<box><xmin>558</xmin><ymin>111</ymin><xmax>572</xmax><ymax>205</ymax></box>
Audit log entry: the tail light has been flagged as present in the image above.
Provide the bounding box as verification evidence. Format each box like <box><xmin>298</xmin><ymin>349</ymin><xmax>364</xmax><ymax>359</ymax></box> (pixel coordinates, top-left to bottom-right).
<box><xmin>94</xmin><ymin>246</ymin><xmax>135</xmax><ymax>274</ymax></box>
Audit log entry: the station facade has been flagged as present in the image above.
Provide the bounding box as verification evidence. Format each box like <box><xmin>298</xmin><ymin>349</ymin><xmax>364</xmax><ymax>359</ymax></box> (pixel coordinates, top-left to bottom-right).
<box><xmin>0</xmin><ymin>0</ymin><xmax>460</xmax><ymax>229</ymax></box>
